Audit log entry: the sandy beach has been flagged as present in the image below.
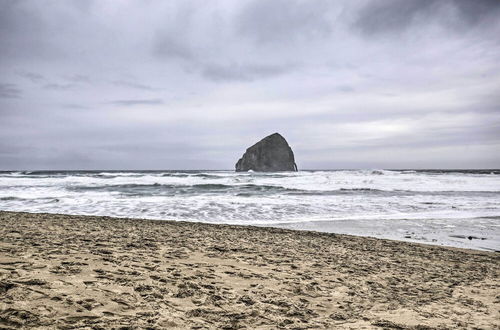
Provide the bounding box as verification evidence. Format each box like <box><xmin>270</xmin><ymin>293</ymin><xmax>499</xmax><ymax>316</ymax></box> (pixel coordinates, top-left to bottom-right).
<box><xmin>1</xmin><ymin>211</ymin><xmax>498</xmax><ymax>329</ymax></box>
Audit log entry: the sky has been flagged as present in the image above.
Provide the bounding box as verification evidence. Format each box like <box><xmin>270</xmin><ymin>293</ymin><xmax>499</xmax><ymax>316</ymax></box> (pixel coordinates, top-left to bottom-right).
<box><xmin>1</xmin><ymin>0</ymin><xmax>499</xmax><ymax>170</ymax></box>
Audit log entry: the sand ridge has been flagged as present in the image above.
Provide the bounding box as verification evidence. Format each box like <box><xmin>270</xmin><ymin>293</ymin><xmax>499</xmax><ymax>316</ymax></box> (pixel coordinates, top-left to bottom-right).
<box><xmin>0</xmin><ymin>211</ymin><xmax>499</xmax><ymax>329</ymax></box>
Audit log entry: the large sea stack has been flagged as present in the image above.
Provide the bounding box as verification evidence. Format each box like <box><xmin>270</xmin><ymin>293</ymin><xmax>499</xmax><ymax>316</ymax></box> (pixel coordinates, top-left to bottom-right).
<box><xmin>235</xmin><ymin>133</ymin><xmax>298</xmax><ymax>172</ymax></box>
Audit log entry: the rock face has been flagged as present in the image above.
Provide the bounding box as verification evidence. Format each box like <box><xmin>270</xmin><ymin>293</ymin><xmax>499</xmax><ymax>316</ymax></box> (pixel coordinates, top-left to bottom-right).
<box><xmin>235</xmin><ymin>133</ymin><xmax>298</xmax><ymax>172</ymax></box>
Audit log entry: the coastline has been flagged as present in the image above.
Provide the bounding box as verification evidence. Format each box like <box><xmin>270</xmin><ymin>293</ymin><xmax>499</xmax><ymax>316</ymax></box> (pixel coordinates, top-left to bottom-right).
<box><xmin>1</xmin><ymin>211</ymin><xmax>499</xmax><ymax>329</ymax></box>
<box><xmin>272</xmin><ymin>216</ymin><xmax>500</xmax><ymax>252</ymax></box>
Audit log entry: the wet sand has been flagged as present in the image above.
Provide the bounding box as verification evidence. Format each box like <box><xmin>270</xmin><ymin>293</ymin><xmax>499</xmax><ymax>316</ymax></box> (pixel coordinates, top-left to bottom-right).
<box><xmin>1</xmin><ymin>211</ymin><xmax>498</xmax><ymax>329</ymax></box>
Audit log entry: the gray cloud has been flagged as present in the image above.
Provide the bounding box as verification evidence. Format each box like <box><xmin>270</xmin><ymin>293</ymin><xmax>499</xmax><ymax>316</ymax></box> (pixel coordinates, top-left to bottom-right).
<box><xmin>237</xmin><ymin>0</ymin><xmax>335</xmax><ymax>44</ymax></box>
<box><xmin>0</xmin><ymin>1</ymin><xmax>60</xmax><ymax>61</ymax></box>
<box><xmin>201</xmin><ymin>63</ymin><xmax>293</xmax><ymax>82</ymax></box>
<box><xmin>18</xmin><ymin>72</ymin><xmax>45</xmax><ymax>83</ymax></box>
<box><xmin>450</xmin><ymin>0</ymin><xmax>500</xmax><ymax>26</ymax></box>
<box><xmin>61</xmin><ymin>104</ymin><xmax>90</xmax><ymax>110</ymax></box>
<box><xmin>154</xmin><ymin>34</ymin><xmax>196</xmax><ymax>61</ymax></box>
<box><xmin>43</xmin><ymin>83</ymin><xmax>74</xmax><ymax>91</ymax></box>
<box><xmin>151</xmin><ymin>1</ymin><xmax>304</xmax><ymax>82</ymax></box>
<box><xmin>112</xmin><ymin>80</ymin><xmax>161</xmax><ymax>91</ymax></box>
<box><xmin>336</xmin><ymin>85</ymin><xmax>355</xmax><ymax>93</ymax></box>
<box><xmin>110</xmin><ymin>99</ymin><xmax>164</xmax><ymax>107</ymax></box>
<box><xmin>65</xmin><ymin>74</ymin><xmax>91</xmax><ymax>84</ymax></box>
<box><xmin>354</xmin><ymin>0</ymin><xmax>437</xmax><ymax>36</ymax></box>
<box><xmin>0</xmin><ymin>83</ymin><xmax>21</xmax><ymax>98</ymax></box>
<box><xmin>354</xmin><ymin>0</ymin><xmax>500</xmax><ymax>36</ymax></box>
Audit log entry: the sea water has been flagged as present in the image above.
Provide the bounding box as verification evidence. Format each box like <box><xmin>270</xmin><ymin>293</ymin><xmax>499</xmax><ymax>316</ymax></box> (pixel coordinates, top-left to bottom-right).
<box><xmin>1</xmin><ymin>170</ymin><xmax>499</xmax><ymax>251</ymax></box>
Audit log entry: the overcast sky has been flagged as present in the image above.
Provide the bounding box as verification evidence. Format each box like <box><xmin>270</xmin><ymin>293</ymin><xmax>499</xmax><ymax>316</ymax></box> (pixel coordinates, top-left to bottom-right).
<box><xmin>1</xmin><ymin>0</ymin><xmax>499</xmax><ymax>170</ymax></box>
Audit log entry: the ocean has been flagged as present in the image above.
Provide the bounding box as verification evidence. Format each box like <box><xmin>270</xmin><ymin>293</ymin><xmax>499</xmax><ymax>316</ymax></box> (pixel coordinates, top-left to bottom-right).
<box><xmin>1</xmin><ymin>169</ymin><xmax>499</xmax><ymax>251</ymax></box>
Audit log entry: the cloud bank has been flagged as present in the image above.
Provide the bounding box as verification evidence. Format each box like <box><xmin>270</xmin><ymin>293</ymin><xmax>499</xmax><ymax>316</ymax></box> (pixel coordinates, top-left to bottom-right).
<box><xmin>1</xmin><ymin>0</ymin><xmax>499</xmax><ymax>170</ymax></box>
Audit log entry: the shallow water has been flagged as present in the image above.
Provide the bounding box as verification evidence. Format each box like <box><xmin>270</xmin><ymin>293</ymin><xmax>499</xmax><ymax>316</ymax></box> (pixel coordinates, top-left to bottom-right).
<box><xmin>1</xmin><ymin>169</ymin><xmax>499</xmax><ymax>250</ymax></box>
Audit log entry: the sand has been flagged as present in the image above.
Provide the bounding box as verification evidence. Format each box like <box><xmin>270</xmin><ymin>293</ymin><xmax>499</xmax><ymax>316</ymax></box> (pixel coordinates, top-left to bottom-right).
<box><xmin>0</xmin><ymin>211</ymin><xmax>498</xmax><ymax>329</ymax></box>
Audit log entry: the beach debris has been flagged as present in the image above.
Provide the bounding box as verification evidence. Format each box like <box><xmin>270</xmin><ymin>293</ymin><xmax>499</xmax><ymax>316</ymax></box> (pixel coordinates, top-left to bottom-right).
<box><xmin>235</xmin><ymin>133</ymin><xmax>298</xmax><ymax>172</ymax></box>
<box><xmin>449</xmin><ymin>235</ymin><xmax>487</xmax><ymax>240</ymax></box>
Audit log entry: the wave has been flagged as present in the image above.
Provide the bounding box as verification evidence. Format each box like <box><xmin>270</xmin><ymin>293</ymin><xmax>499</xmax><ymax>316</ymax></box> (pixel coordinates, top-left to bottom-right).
<box><xmin>64</xmin><ymin>182</ymin><xmax>500</xmax><ymax>198</ymax></box>
<box><xmin>1</xmin><ymin>169</ymin><xmax>498</xmax><ymax>181</ymax></box>
<box><xmin>66</xmin><ymin>183</ymin><xmax>301</xmax><ymax>195</ymax></box>
<box><xmin>1</xmin><ymin>196</ymin><xmax>60</xmax><ymax>202</ymax></box>
<box><xmin>166</xmin><ymin>173</ymin><xmax>227</xmax><ymax>179</ymax></box>
<box><xmin>0</xmin><ymin>196</ymin><xmax>21</xmax><ymax>201</ymax></box>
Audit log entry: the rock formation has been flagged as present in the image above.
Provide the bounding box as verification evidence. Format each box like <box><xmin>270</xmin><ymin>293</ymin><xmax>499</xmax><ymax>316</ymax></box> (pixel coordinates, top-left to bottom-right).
<box><xmin>235</xmin><ymin>133</ymin><xmax>298</xmax><ymax>172</ymax></box>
